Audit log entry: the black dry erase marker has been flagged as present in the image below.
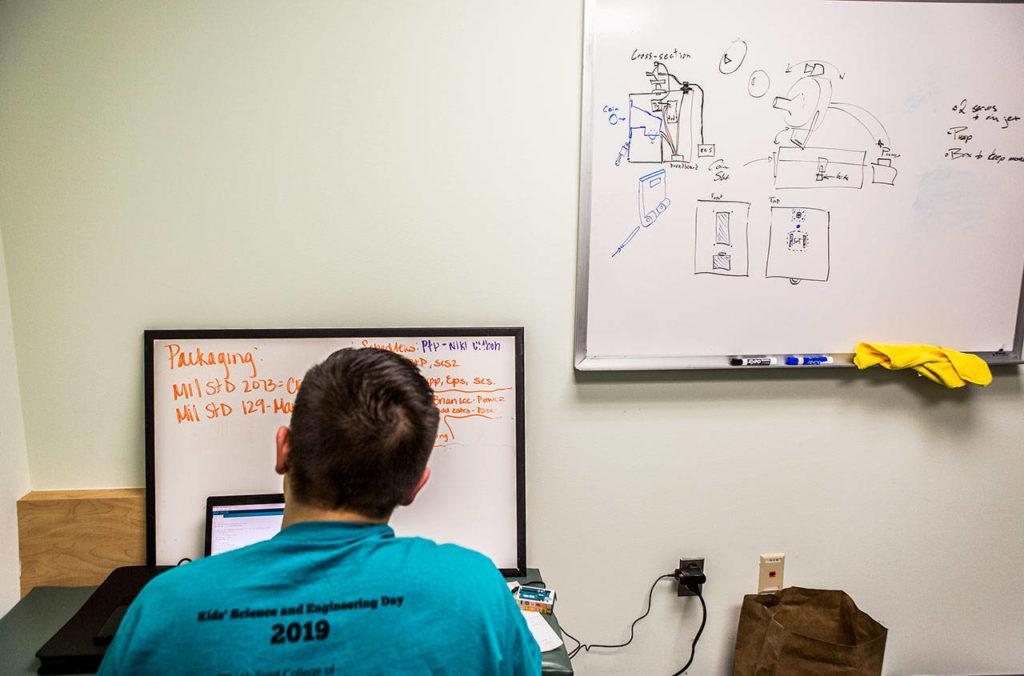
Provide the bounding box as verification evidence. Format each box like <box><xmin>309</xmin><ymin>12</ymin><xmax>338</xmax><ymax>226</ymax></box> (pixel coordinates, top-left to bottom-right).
<box><xmin>730</xmin><ymin>356</ymin><xmax>777</xmax><ymax>366</ymax></box>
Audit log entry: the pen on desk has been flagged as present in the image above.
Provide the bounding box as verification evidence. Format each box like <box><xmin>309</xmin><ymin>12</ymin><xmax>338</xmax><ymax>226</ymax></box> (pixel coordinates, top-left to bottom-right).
<box><xmin>730</xmin><ymin>356</ymin><xmax>777</xmax><ymax>366</ymax></box>
<box><xmin>785</xmin><ymin>355</ymin><xmax>834</xmax><ymax>365</ymax></box>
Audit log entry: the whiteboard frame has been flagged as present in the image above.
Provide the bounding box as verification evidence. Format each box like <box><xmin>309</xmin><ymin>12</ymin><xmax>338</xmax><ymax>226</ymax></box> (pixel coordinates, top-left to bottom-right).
<box><xmin>573</xmin><ymin>0</ymin><xmax>1024</xmax><ymax>372</ymax></box>
<box><xmin>144</xmin><ymin>327</ymin><xmax>527</xmax><ymax>576</ymax></box>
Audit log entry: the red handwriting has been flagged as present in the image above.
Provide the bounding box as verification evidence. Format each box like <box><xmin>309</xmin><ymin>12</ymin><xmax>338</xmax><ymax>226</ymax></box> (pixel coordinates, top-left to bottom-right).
<box><xmin>440</xmin><ymin>414</ymin><xmax>501</xmax><ymax>441</ymax></box>
<box><xmin>166</xmin><ymin>344</ymin><xmax>258</xmax><ymax>378</ymax></box>
<box><xmin>431</xmin><ymin>387</ymin><xmax>513</xmax><ymax>442</ymax></box>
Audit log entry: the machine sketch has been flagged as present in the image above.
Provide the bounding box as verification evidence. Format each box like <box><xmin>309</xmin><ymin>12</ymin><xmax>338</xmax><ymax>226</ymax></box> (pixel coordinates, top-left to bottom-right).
<box><xmin>611</xmin><ymin>169</ymin><xmax>672</xmax><ymax>258</ymax></box>
<box><xmin>606</xmin><ymin>48</ymin><xmax>898</xmax><ymax>272</ymax></box>
<box><xmin>628</xmin><ymin>62</ymin><xmax>706</xmax><ymax>164</ymax></box>
<box><xmin>770</xmin><ymin>62</ymin><xmax>898</xmax><ymax>188</ymax></box>
<box><xmin>765</xmin><ymin>206</ymin><xmax>830</xmax><ymax>283</ymax></box>
<box><xmin>694</xmin><ymin>200</ymin><xmax>751</xmax><ymax>276</ymax></box>
<box><xmin>639</xmin><ymin>169</ymin><xmax>671</xmax><ymax>226</ymax></box>
<box><xmin>774</xmin><ymin>146</ymin><xmax>866</xmax><ymax>189</ymax></box>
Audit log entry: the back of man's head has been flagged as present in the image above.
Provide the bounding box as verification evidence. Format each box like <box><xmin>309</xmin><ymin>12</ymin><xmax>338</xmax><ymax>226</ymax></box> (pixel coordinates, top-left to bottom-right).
<box><xmin>286</xmin><ymin>347</ymin><xmax>439</xmax><ymax>520</ymax></box>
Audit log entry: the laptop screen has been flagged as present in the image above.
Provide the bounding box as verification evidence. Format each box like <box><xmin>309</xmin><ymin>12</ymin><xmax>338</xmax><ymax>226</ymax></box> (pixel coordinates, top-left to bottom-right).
<box><xmin>205</xmin><ymin>494</ymin><xmax>285</xmax><ymax>557</ymax></box>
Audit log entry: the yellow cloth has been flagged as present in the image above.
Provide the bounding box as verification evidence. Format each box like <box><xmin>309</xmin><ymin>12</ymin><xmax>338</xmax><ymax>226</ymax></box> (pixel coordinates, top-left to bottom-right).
<box><xmin>854</xmin><ymin>343</ymin><xmax>992</xmax><ymax>388</ymax></box>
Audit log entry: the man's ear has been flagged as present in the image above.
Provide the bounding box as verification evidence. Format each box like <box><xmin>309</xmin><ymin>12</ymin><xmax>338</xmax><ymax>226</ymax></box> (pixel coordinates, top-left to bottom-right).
<box><xmin>275</xmin><ymin>426</ymin><xmax>291</xmax><ymax>475</ymax></box>
<box><xmin>399</xmin><ymin>466</ymin><xmax>431</xmax><ymax>506</ymax></box>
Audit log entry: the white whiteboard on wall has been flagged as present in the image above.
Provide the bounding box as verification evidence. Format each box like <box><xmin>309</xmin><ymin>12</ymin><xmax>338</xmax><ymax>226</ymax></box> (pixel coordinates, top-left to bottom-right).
<box><xmin>575</xmin><ymin>0</ymin><xmax>1024</xmax><ymax>370</ymax></box>
<box><xmin>145</xmin><ymin>328</ymin><xmax>525</xmax><ymax>575</ymax></box>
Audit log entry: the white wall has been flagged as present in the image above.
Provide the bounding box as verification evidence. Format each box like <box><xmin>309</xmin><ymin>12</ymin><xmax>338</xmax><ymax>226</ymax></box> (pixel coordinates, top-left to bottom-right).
<box><xmin>0</xmin><ymin>226</ymin><xmax>32</xmax><ymax>615</ymax></box>
<box><xmin>1</xmin><ymin>2</ymin><xmax>1022</xmax><ymax>673</ymax></box>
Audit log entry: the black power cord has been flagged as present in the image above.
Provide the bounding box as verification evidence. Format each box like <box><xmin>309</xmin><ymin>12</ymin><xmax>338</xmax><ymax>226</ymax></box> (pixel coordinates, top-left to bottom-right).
<box><xmin>562</xmin><ymin>573</ymin><xmax>674</xmax><ymax>659</ymax></box>
<box><xmin>671</xmin><ymin>587</ymin><xmax>707</xmax><ymax>675</ymax></box>
<box><xmin>560</xmin><ymin>571</ymin><xmax>708</xmax><ymax>673</ymax></box>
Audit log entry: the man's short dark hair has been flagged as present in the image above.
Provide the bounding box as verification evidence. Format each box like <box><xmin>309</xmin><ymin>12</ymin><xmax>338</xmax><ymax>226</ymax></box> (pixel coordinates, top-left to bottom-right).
<box><xmin>286</xmin><ymin>347</ymin><xmax>440</xmax><ymax>519</ymax></box>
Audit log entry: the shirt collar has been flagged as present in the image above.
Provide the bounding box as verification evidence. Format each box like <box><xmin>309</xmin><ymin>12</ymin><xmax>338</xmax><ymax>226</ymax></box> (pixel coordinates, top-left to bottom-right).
<box><xmin>273</xmin><ymin>520</ymin><xmax>394</xmax><ymax>544</ymax></box>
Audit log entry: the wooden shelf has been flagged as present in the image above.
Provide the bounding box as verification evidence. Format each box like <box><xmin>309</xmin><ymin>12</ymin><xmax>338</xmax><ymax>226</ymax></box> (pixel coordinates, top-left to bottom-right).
<box><xmin>17</xmin><ymin>489</ymin><xmax>146</xmax><ymax>597</ymax></box>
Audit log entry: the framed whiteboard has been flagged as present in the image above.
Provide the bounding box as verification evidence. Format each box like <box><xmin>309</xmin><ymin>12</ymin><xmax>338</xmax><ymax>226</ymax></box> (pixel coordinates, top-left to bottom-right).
<box><xmin>145</xmin><ymin>328</ymin><xmax>526</xmax><ymax>576</ymax></box>
<box><xmin>575</xmin><ymin>0</ymin><xmax>1024</xmax><ymax>370</ymax></box>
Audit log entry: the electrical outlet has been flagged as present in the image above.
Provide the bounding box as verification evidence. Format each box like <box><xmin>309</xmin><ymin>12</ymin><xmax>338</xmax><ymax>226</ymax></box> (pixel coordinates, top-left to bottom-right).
<box><xmin>758</xmin><ymin>553</ymin><xmax>785</xmax><ymax>593</ymax></box>
<box><xmin>676</xmin><ymin>557</ymin><xmax>705</xmax><ymax>596</ymax></box>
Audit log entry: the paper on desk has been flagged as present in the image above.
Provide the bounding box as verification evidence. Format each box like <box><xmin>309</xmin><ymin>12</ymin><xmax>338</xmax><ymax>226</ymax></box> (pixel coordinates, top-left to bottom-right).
<box><xmin>521</xmin><ymin>609</ymin><xmax>563</xmax><ymax>652</ymax></box>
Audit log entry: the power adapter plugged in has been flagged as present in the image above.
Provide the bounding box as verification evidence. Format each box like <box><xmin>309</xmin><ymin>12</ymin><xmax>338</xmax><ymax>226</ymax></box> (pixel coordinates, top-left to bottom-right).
<box><xmin>674</xmin><ymin>558</ymin><xmax>709</xmax><ymax>674</ymax></box>
<box><xmin>675</xmin><ymin>558</ymin><xmax>706</xmax><ymax>596</ymax></box>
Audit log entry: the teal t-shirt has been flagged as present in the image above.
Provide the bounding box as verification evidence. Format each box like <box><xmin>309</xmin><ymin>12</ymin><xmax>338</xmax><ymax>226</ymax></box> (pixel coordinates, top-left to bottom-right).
<box><xmin>98</xmin><ymin>521</ymin><xmax>541</xmax><ymax>675</ymax></box>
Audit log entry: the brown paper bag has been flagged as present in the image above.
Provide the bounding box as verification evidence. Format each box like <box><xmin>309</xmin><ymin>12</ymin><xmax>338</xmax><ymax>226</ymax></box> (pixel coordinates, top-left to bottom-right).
<box><xmin>734</xmin><ymin>587</ymin><xmax>887</xmax><ymax>676</ymax></box>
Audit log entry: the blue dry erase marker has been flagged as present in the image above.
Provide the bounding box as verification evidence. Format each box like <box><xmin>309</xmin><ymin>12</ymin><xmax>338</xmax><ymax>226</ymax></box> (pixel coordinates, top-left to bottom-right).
<box><xmin>785</xmin><ymin>355</ymin><xmax>833</xmax><ymax>365</ymax></box>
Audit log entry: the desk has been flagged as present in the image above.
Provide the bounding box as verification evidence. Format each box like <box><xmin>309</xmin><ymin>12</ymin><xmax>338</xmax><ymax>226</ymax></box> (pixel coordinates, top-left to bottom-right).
<box><xmin>0</xmin><ymin>568</ymin><xmax>572</xmax><ymax>675</ymax></box>
<box><xmin>0</xmin><ymin>586</ymin><xmax>96</xmax><ymax>674</ymax></box>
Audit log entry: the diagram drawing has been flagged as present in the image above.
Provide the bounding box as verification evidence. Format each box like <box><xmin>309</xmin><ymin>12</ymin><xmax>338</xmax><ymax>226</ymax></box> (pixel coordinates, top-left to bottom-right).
<box><xmin>774</xmin><ymin>146</ymin><xmax>866</xmax><ymax>189</ymax></box>
<box><xmin>605</xmin><ymin>47</ymin><xmax>901</xmax><ymax>268</ymax></box>
<box><xmin>870</xmin><ymin>157</ymin><xmax>897</xmax><ymax>185</ymax></box>
<box><xmin>719</xmin><ymin>39</ymin><xmax>748</xmax><ymax>75</ymax></box>
<box><xmin>639</xmin><ymin>169</ymin><xmax>671</xmax><ymax>225</ymax></box>
<box><xmin>694</xmin><ymin>200</ymin><xmax>751</xmax><ymax>276</ymax></box>
<box><xmin>628</xmin><ymin>62</ymin><xmax>706</xmax><ymax>164</ymax></box>
<box><xmin>770</xmin><ymin>62</ymin><xmax>898</xmax><ymax>188</ymax></box>
<box><xmin>612</xmin><ymin>169</ymin><xmax>672</xmax><ymax>258</ymax></box>
<box><xmin>765</xmin><ymin>206</ymin><xmax>830</xmax><ymax>284</ymax></box>
<box><xmin>747</xmin><ymin>70</ymin><xmax>770</xmax><ymax>98</ymax></box>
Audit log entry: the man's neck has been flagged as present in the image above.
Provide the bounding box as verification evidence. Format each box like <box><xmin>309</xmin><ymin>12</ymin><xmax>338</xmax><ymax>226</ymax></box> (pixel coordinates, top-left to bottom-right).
<box><xmin>281</xmin><ymin>500</ymin><xmax>389</xmax><ymax>529</ymax></box>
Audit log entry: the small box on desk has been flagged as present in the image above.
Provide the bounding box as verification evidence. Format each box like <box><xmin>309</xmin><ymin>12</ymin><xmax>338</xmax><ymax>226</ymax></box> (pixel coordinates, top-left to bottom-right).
<box><xmin>514</xmin><ymin>585</ymin><xmax>555</xmax><ymax>614</ymax></box>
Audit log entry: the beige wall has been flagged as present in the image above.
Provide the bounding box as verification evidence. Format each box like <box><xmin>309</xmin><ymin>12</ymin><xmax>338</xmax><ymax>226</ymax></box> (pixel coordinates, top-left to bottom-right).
<box><xmin>0</xmin><ymin>225</ymin><xmax>32</xmax><ymax>615</ymax></box>
<box><xmin>2</xmin><ymin>2</ymin><xmax>1022</xmax><ymax>673</ymax></box>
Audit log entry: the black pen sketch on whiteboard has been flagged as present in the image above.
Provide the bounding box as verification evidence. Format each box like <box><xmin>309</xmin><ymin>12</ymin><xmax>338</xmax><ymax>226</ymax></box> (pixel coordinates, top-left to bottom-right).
<box><xmin>765</xmin><ymin>206</ymin><xmax>830</xmax><ymax>284</ymax></box>
<box><xmin>770</xmin><ymin>62</ymin><xmax>898</xmax><ymax>188</ymax></box>
<box><xmin>747</xmin><ymin>69</ymin><xmax>770</xmax><ymax>98</ymax></box>
<box><xmin>719</xmin><ymin>39</ymin><xmax>748</xmax><ymax>75</ymax></box>
<box><xmin>694</xmin><ymin>200</ymin><xmax>751</xmax><ymax>276</ymax></box>
<box><xmin>774</xmin><ymin>146</ymin><xmax>867</xmax><ymax>189</ymax></box>
<box><xmin>608</xmin><ymin>50</ymin><xmax>900</xmax><ymax>263</ymax></box>
<box><xmin>628</xmin><ymin>62</ymin><xmax>707</xmax><ymax>164</ymax></box>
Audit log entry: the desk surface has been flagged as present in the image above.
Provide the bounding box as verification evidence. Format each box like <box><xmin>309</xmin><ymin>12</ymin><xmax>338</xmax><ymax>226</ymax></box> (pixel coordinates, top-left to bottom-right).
<box><xmin>0</xmin><ymin>585</ymin><xmax>97</xmax><ymax>675</ymax></box>
<box><xmin>1</xmin><ymin>568</ymin><xmax>572</xmax><ymax>675</ymax></box>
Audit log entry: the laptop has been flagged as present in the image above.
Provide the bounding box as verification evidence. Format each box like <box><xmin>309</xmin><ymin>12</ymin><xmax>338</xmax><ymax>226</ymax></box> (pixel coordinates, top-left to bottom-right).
<box><xmin>204</xmin><ymin>493</ymin><xmax>286</xmax><ymax>557</ymax></box>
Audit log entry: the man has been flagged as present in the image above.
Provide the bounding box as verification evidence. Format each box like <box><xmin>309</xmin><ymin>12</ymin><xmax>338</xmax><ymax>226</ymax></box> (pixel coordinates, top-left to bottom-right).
<box><xmin>99</xmin><ymin>347</ymin><xmax>541</xmax><ymax>674</ymax></box>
